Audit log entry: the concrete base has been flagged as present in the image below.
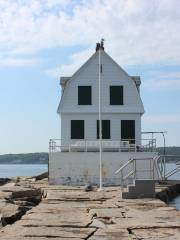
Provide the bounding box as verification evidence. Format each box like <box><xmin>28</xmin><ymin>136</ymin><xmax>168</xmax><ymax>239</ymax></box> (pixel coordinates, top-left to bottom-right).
<box><xmin>122</xmin><ymin>180</ymin><xmax>156</xmax><ymax>199</ymax></box>
<box><xmin>49</xmin><ymin>152</ymin><xmax>158</xmax><ymax>186</ymax></box>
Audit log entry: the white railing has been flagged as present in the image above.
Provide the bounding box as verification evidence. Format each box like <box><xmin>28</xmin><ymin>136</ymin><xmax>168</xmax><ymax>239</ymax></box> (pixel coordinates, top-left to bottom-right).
<box><xmin>49</xmin><ymin>138</ymin><xmax>157</xmax><ymax>153</ymax></box>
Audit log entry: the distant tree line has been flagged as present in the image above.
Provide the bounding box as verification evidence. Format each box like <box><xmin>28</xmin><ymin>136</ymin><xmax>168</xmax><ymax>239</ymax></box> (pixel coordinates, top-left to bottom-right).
<box><xmin>156</xmin><ymin>147</ymin><xmax>180</xmax><ymax>156</ymax></box>
<box><xmin>0</xmin><ymin>152</ymin><xmax>48</xmax><ymax>164</ymax></box>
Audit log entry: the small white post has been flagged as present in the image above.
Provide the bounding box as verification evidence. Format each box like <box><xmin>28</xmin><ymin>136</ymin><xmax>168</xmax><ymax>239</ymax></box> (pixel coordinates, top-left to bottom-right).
<box><xmin>98</xmin><ymin>48</ymin><xmax>103</xmax><ymax>190</ymax></box>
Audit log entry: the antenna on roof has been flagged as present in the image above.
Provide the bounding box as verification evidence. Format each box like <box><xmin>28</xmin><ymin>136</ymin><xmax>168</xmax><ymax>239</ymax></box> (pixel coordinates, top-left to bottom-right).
<box><xmin>100</xmin><ymin>38</ymin><xmax>104</xmax><ymax>50</ymax></box>
<box><xmin>96</xmin><ymin>38</ymin><xmax>105</xmax><ymax>51</ymax></box>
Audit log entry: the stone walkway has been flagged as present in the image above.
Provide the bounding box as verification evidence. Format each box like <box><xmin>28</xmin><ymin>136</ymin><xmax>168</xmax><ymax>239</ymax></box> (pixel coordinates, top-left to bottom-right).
<box><xmin>1</xmin><ymin>178</ymin><xmax>180</xmax><ymax>239</ymax></box>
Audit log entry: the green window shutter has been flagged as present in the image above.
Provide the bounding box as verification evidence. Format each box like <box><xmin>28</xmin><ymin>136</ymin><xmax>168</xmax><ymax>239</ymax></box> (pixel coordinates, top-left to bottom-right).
<box><xmin>121</xmin><ymin>120</ymin><xmax>135</xmax><ymax>143</ymax></box>
<box><xmin>110</xmin><ymin>86</ymin><xmax>123</xmax><ymax>105</ymax></box>
<box><xmin>71</xmin><ymin>120</ymin><xmax>84</xmax><ymax>139</ymax></box>
<box><xmin>78</xmin><ymin>86</ymin><xmax>92</xmax><ymax>105</ymax></box>
<box><xmin>97</xmin><ymin>120</ymin><xmax>110</xmax><ymax>139</ymax></box>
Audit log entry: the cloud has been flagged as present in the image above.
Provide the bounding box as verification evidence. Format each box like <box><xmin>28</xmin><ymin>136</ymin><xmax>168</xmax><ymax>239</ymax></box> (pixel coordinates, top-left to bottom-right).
<box><xmin>143</xmin><ymin>114</ymin><xmax>180</xmax><ymax>124</ymax></box>
<box><xmin>45</xmin><ymin>48</ymin><xmax>92</xmax><ymax>78</ymax></box>
<box><xmin>0</xmin><ymin>0</ymin><xmax>180</xmax><ymax>69</ymax></box>
<box><xmin>0</xmin><ymin>57</ymin><xmax>41</xmax><ymax>67</ymax></box>
<box><xmin>143</xmin><ymin>71</ymin><xmax>180</xmax><ymax>90</ymax></box>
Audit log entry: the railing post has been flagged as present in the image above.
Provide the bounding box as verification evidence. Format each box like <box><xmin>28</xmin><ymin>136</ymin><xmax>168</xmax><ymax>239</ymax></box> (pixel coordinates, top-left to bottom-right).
<box><xmin>153</xmin><ymin>158</ymin><xmax>154</xmax><ymax>180</ymax></box>
<box><xmin>163</xmin><ymin>155</ymin><xmax>166</xmax><ymax>180</ymax></box>
<box><xmin>121</xmin><ymin>169</ymin><xmax>124</xmax><ymax>189</ymax></box>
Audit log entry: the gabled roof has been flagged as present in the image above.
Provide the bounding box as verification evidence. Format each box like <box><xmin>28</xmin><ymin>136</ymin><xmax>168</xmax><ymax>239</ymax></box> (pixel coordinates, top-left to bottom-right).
<box><xmin>57</xmin><ymin>50</ymin><xmax>144</xmax><ymax>114</ymax></box>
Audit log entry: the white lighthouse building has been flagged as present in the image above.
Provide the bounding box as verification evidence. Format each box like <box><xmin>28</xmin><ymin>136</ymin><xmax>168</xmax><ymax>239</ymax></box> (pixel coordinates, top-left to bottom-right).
<box><xmin>49</xmin><ymin>42</ymin><xmax>158</xmax><ymax>186</ymax></box>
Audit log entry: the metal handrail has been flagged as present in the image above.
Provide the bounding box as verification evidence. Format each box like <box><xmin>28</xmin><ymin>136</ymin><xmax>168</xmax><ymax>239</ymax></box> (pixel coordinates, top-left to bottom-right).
<box><xmin>123</xmin><ymin>170</ymin><xmax>135</xmax><ymax>180</ymax></box>
<box><xmin>165</xmin><ymin>166</ymin><xmax>180</xmax><ymax>179</ymax></box>
<box><xmin>115</xmin><ymin>155</ymin><xmax>160</xmax><ymax>186</ymax></box>
<box><xmin>158</xmin><ymin>155</ymin><xmax>180</xmax><ymax>180</ymax></box>
<box><xmin>115</xmin><ymin>158</ymin><xmax>133</xmax><ymax>174</ymax></box>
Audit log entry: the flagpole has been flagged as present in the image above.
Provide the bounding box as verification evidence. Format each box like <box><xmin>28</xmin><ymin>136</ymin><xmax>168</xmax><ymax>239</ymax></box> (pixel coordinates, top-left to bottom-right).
<box><xmin>98</xmin><ymin>47</ymin><xmax>103</xmax><ymax>190</ymax></box>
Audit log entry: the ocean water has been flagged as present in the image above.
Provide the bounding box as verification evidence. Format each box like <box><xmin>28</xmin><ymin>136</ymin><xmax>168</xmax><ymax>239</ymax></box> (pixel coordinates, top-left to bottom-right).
<box><xmin>169</xmin><ymin>196</ymin><xmax>180</xmax><ymax>210</ymax></box>
<box><xmin>0</xmin><ymin>164</ymin><xmax>48</xmax><ymax>178</ymax></box>
<box><xmin>165</xmin><ymin>163</ymin><xmax>180</xmax><ymax>210</ymax></box>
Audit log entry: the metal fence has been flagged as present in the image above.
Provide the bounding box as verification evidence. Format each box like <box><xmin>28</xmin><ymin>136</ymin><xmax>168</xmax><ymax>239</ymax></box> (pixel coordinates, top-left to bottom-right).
<box><xmin>49</xmin><ymin>138</ymin><xmax>157</xmax><ymax>153</ymax></box>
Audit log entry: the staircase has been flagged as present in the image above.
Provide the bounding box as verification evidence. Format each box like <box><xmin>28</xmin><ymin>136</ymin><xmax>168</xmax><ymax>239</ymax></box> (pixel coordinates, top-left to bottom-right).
<box><xmin>115</xmin><ymin>154</ymin><xmax>180</xmax><ymax>199</ymax></box>
<box><xmin>115</xmin><ymin>155</ymin><xmax>161</xmax><ymax>199</ymax></box>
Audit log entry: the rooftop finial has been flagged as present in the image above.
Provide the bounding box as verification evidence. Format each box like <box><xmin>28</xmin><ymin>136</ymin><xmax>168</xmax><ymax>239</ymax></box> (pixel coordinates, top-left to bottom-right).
<box><xmin>95</xmin><ymin>39</ymin><xmax>105</xmax><ymax>51</ymax></box>
<box><xmin>100</xmin><ymin>38</ymin><xmax>104</xmax><ymax>50</ymax></box>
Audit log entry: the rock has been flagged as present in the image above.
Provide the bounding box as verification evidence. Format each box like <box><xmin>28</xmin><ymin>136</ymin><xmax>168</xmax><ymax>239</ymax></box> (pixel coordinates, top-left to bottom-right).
<box><xmin>34</xmin><ymin>172</ymin><xmax>48</xmax><ymax>181</ymax></box>
<box><xmin>89</xmin><ymin>208</ymin><xmax>124</xmax><ymax>219</ymax></box>
<box><xmin>0</xmin><ymin>183</ymin><xmax>43</xmax><ymax>228</ymax></box>
<box><xmin>0</xmin><ymin>179</ymin><xmax>180</xmax><ymax>240</ymax></box>
<box><xmin>0</xmin><ymin>178</ymin><xmax>11</xmax><ymax>186</ymax></box>
<box><xmin>0</xmin><ymin>186</ymin><xmax>42</xmax><ymax>204</ymax></box>
<box><xmin>89</xmin><ymin>228</ymin><xmax>130</xmax><ymax>240</ymax></box>
<box><xmin>13</xmin><ymin>200</ymin><xmax>36</xmax><ymax>207</ymax></box>
<box><xmin>133</xmin><ymin>228</ymin><xmax>180</xmax><ymax>239</ymax></box>
<box><xmin>90</xmin><ymin>219</ymin><xmax>106</xmax><ymax>228</ymax></box>
<box><xmin>0</xmin><ymin>225</ymin><xmax>96</xmax><ymax>239</ymax></box>
<box><xmin>84</xmin><ymin>184</ymin><xmax>94</xmax><ymax>192</ymax></box>
<box><xmin>0</xmin><ymin>203</ymin><xmax>26</xmax><ymax>226</ymax></box>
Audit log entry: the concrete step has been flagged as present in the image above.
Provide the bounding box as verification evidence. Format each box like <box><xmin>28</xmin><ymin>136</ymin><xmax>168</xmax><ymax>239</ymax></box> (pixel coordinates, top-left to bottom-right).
<box><xmin>122</xmin><ymin>180</ymin><xmax>156</xmax><ymax>199</ymax></box>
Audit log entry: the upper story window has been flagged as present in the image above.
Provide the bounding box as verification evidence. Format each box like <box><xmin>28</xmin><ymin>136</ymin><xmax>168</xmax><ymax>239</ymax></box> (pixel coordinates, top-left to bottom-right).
<box><xmin>110</xmin><ymin>86</ymin><xmax>123</xmax><ymax>105</ymax></box>
<box><xmin>78</xmin><ymin>86</ymin><xmax>92</xmax><ymax>105</ymax></box>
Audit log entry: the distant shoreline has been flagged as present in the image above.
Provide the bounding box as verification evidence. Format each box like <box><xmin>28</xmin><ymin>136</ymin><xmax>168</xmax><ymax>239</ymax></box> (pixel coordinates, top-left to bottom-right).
<box><xmin>0</xmin><ymin>163</ymin><xmax>48</xmax><ymax>165</ymax></box>
<box><xmin>0</xmin><ymin>152</ymin><xmax>48</xmax><ymax>165</ymax></box>
<box><xmin>0</xmin><ymin>147</ymin><xmax>180</xmax><ymax>164</ymax></box>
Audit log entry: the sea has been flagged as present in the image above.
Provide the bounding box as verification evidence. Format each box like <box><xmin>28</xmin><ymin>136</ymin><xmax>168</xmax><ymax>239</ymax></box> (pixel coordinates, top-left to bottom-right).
<box><xmin>0</xmin><ymin>164</ymin><xmax>48</xmax><ymax>178</ymax></box>
<box><xmin>164</xmin><ymin>162</ymin><xmax>180</xmax><ymax>211</ymax></box>
<box><xmin>0</xmin><ymin>162</ymin><xmax>179</xmax><ymax>210</ymax></box>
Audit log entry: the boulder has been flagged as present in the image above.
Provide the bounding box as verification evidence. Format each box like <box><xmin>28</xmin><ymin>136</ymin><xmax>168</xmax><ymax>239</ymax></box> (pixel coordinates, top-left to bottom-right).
<box><xmin>34</xmin><ymin>172</ymin><xmax>48</xmax><ymax>181</ymax></box>
<box><xmin>0</xmin><ymin>203</ymin><xmax>26</xmax><ymax>226</ymax></box>
<box><xmin>0</xmin><ymin>178</ymin><xmax>11</xmax><ymax>186</ymax></box>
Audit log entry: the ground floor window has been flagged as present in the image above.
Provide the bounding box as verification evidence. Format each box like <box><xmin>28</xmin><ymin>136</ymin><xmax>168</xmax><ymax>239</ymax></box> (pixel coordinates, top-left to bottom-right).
<box><xmin>121</xmin><ymin>120</ymin><xmax>135</xmax><ymax>143</ymax></box>
<box><xmin>97</xmin><ymin>120</ymin><xmax>110</xmax><ymax>139</ymax></box>
<box><xmin>71</xmin><ymin>120</ymin><xmax>84</xmax><ymax>139</ymax></box>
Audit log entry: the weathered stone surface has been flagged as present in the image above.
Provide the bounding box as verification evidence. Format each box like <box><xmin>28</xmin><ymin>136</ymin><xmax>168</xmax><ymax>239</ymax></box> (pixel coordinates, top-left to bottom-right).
<box><xmin>19</xmin><ymin>203</ymin><xmax>93</xmax><ymax>227</ymax></box>
<box><xmin>0</xmin><ymin>182</ymin><xmax>43</xmax><ymax>228</ymax></box>
<box><xmin>0</xmin><ymin>178</ymin><xmax>11</xmax><ymax>186</ymax></box>
<box><xmin>0</xmin><ymin>203</ymin><xmax>26</xmax><ymax>226</ymax></box>
<box><xmin>132</xmin><ymin>228</ymin><xmax>180</xmax><ymax>239</ymax></box>
<box><xmin>0</xmin><ymin>178</ymin><xmax>180</xmax><ymax>240</ymax></box>
<box><xmin>0</xmin><ymin>203</ymin><xmax>20</xmax><ymax>218</ymax></box>
<box><xmin>0</xmin><ymin>225</ymin><xmax>96</xmax><ymax>239</ymax></box>
<box><xmin>89</xmin><ymin>228</ymin><xmax>131</xmax><ymax>240</ymax></box>
<box><xmin>89</xmin><ymin>208</ymin><xmax>124</xmax><ymax>218</ymax></box>
<box><xmin>90</xmin><ymin>219</ymin><xmax>106</xmax><ymax>228</ymax></box>
<box><xmin>0</xmin><ymin>191</ymin><xmax>12</xmax><ymax>199</ymax></box>
<box><xmin>0</xmin><ymin>237</ymin><xmax>82</xmax><ymax>240</ymax></box>
<box><xmin>33</xmin><ymin>172</ymin><xmax>48</xmax><ymax>181</ymax></box>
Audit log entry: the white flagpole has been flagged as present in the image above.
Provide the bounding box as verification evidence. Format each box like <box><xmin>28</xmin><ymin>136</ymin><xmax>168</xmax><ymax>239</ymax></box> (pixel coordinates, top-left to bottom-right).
<box><xmin>98</xmin><ymin>47</ymin><xmax>103</xmax><ymax>190</ymax></box>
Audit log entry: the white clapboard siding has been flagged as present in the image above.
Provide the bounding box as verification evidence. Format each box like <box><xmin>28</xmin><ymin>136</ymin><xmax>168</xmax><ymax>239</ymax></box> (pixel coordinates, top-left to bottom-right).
<box><xmin>58</xmin><ymin>51</ymin><xmax>144</xmax><ymax>114</ymax></box>
<box><xmin>61</xmin><ymin>113</ymin><xmax>141</xmax><ymax>145</ymax></box>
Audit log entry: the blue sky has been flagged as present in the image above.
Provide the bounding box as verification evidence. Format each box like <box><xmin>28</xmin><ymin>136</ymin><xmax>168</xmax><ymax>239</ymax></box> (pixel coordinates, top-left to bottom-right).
<box><xmin>0</xmin><ymin>0</ymin><xmax>180</xmax><ymax>154</ymax></box>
